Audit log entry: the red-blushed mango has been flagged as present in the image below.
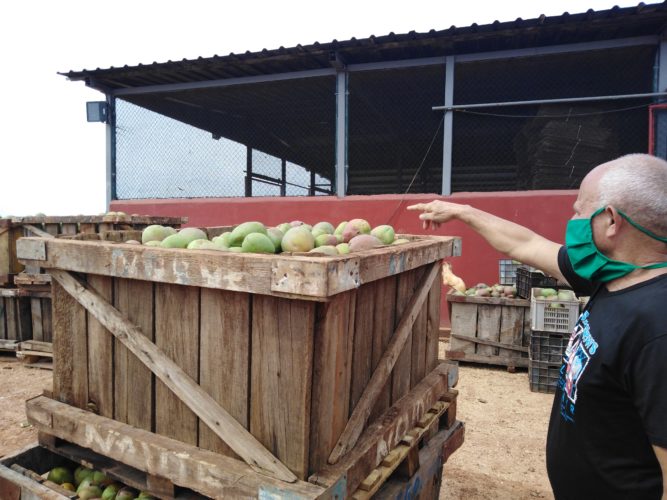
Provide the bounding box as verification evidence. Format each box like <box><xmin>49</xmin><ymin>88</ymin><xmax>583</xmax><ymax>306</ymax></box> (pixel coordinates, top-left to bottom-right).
<box><xmin>334</xmin><ymin>221</ymin><xmax>347</xmax><ymax>235</ymax></box>
<box><xmin>349</xmin><ymin>234</ymin><xmax>383</xmax><ymax>252</ymax></box>
<box><xmin>342</xmin><ymin>218</ymin><xmax>371</xmax><ymax>242</ymax></box>
<box><xmin>336</xmin><ymin>242</ymin><xmax>350</xmax><ymax>254</ymax></box>
<box><xmin>370</xmin><ymin>224</ymin><xmax>395</xmax><ymax>244</ymax></box>
<box><xmin>314</xmin><ymin>234</ymin><xmax>338</xmax><ymax>247</ymax></box>
<box><xmin>281</xmin><ymin>226</ymin><xmax>315</xmax><ymax>252</ymax></box>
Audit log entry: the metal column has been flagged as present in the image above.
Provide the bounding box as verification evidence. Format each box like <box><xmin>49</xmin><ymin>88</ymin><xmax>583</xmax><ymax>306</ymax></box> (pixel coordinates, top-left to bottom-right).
<box><xmin>441</xmin><ymin>56</ymin><xmax>455</xmax><ymax>196</ymax></box>
<box><xmin>335</xmin><ymin>71</ymin><xmax>348</xmax><ymax>197</ymax></box>
<box><xmin>106</xmin><ymin>96</ymin><xmax>116</xmax><ymax>210</ymax></box>
<box><xmin>655</xmin><ymin>39</ymin><xmax>667</xmax><ymax>159</ymax></box>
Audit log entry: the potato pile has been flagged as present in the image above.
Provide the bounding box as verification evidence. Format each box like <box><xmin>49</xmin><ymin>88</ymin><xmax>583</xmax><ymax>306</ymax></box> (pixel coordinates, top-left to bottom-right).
<box><xmin>45</xmin><ymin>465</ymin><xmax>155</xmax><ymax>499</ymax></box>
<box><xmin>138</xmin><ymin>219</ymin><xmax>409</xmax><ymax>255</ymax></box>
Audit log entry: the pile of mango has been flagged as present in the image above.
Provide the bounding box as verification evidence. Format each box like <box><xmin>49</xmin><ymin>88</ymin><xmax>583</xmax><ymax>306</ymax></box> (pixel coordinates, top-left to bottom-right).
<box><xmin>453</xmin><ymin>283</ymin><xmax>518</xmax><ymax>298</ymax></box>
<box><xmin>137</xmin><ymin>219</ymin><xmax>409</xmax><ymax>255</ymax></box>
<box><xmin>46</xmin><ymin>465</ymin><xmax>155</xmax><ymax>499</ymax></box>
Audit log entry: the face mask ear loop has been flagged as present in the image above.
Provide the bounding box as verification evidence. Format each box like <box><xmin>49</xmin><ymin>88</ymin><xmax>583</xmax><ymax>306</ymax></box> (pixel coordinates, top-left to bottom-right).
<box><xmin>615</xmin><ymin>208</ymin><xmax>667</xmax><ymax>243</ymax></box>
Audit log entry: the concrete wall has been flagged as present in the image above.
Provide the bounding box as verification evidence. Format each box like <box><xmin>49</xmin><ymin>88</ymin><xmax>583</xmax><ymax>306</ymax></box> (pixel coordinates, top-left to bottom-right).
<box><xmin>112</xmin><ymin>190</ymin><xmax>578</xmax><ymax>326</ymax></box>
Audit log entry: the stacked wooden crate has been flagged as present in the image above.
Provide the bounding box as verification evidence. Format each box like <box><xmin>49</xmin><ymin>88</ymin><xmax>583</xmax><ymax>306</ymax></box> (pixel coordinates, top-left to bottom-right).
<box><xmin>1</xmin><ymin>233</ymin><xmax>465</xmax><ymax>498</ymax></box>
<box><xmin>0</xmin><ymin>215</ymin><xmax>186</xmax><ymax>366</ymax></box>
<box><xmin>445</xmin><ymin>294</ymin><xmax>531</xmax><ymax>372</ymax></box>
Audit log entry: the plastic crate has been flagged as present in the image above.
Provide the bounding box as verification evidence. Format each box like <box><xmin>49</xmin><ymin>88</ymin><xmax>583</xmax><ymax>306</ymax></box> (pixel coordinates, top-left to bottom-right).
<box><xmin>515</xmin><ymin>266</ymin><xmax>558</xmax><ymax>299</ymax></box>
<box><xmin>498</xmin><ymin>259</ymin><xmax>522</xmax><ymax>285</ymax></box>
<box><xmin>530</xmin><ymin>329</ymin><xmax>570</xmax><ymax>364</ymax></box>
<box><xmin>529</xmin><ymin>358</ymin><xmax>562</xmax><ymax>394</ymax></box>
<box><xmin>530</xmin><ymin>291</ymin><xmax>580</xmax><ymax>334</ymax></box>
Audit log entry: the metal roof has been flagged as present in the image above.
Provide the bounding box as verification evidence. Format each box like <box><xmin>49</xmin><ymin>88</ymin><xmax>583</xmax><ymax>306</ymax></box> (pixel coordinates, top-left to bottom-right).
<box><xmin>62</xmin><ymin>2</ymin><xmax>667</xmax><ymax>93</ymax></box>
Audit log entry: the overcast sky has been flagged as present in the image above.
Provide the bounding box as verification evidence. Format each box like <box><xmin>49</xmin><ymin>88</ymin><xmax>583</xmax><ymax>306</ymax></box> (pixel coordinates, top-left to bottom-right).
<box><xmin>0</xmin><ymin>0</ymin><xmax>641</xmax><ymax>216</ymax></box>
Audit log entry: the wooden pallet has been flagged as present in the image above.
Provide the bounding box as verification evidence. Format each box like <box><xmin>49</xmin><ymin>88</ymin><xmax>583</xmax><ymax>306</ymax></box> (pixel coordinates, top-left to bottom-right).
<box><xmin>445</xmin><ymin>294</ymin><xmax>530</xmax><ymax>372</ymax></box>
<box><xmin>17</xmin><ymin>340</ymin><xmax>53</xmax><ymax>369</ymax></box>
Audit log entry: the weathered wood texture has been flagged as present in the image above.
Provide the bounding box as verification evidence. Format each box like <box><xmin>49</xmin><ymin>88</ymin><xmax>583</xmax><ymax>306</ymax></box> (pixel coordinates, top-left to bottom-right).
<box><xmin>24</xmin><ymin>234</ymin><xmax>457</xmax><ymax>484</ymax></box>
<box><xmin>446</xmin><ymin>294</ymin><xmax>530</xmax><ymax>369</ymax></box>
<box><xmin>0</xmin><ymin>294</ymin><xmax>33</xmax><ymax>342</ymax></box>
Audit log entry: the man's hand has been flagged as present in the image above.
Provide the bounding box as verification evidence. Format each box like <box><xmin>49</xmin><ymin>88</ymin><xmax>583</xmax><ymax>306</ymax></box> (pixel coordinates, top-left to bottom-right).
<box><xmin>407</xmin><ymin>200</ymin><xmax>467</xmax><ymax>231</ymax></box>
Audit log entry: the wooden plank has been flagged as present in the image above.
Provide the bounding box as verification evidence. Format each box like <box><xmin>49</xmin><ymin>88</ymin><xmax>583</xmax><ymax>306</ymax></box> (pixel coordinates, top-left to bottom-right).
<box><xmin>251</xmin><ymin>295</ymin><xmax>316</xmax><ymax>480</ymax></box>
<box><xmin>328</xmin><ymin>263</ymin><xmax>439</xmax><ymax>464</ymax></box>
<box><xmin>17</xmin><ymin>236</ymin><xmax>458</xmax><ymax>299</ymax></box>
<box><xmin>86</xmin><ymin>275</ymin><xmax>114</xmax><ymax>419</ymax></box>
<box><xmin>499</xmin><ymin>306</ymin><xmax>527</xmax><ymax>358</ymax></box>
<box><xmin>425</xmin><ymin>279</ymin><xmax>443</xmax><ymax>374</ymax></box>
<box><xmin>113</xmin><ymin>278</ymin><xmax>153</xmax><ymax>431</ymax></box>
<box><xmin>310</xmin><ymin>363</ymin><xmax>450</xmax><ymax>496</ymax></box>
<box><xmin>0</xmin><ymin>298</ymin><xmax>6</xmax><ymax>340</ymax></box>
<box><xmin>445</xmin><ymin>350</ymin><xmax>529</xmax><ymax>368</ymax></box>
<box><xmin>60</xmin><ymin>223</ymin><xmax>78</xmax><ymax>236</ymax></box>
<box><xmin>369</xmin><ymin>276</ymin><xmax>397</xmax><ymax>423</ymax></box>
<box><xmin>22</xmin><ymin>224</ymin><xmax>55</xmax><ymax>239</ymax></box>
<box><xmin>52</xmin><ymin>279</ymin><xmax>88</xmax><ymax>407</ymax></box>
<box><xmin>391</xmin><ymin>270</ymin><xmax>415</xmax><ymax>405</ymax></box>
<box><xmin>155</xmin><ymin>282</ymin><xmax>199</xmax><ymax>446</ymax></box>
<box><xmin>26</xmin><ymin>396</ymin><xmax>324</xmax><ymax>499</ymax></box>
<box><xmin>450</xmin><ymin>333</ymin><xmax>529</xmax><ymax>353</ymax></box>
<box><xmin>309</xmin><ymin>290</ymin><xmax>356</xmax><ymax>475</ymax></box>
<box><xmin>5</xmin><ymin>297</ymin><xmax>17</xmax><ymax>341</ymax></box>
<box><xmin>199</xmin><ymin>288</ymin><xmax>250</xmax><ymax>458</ymax></box>
<box><xmin>350</xmin><ymin>281</ymin><xmax>376</xmax><ymax>413</ymax></box>
<box><xmin>477</xmin><ymin>304</ymin><xmax>501</xmax><ymax>357</ymax></box>
<box><xmin>49</xmin><ymin>269</ymin><xmax>297</xmax><ymax>482</ymax></box>
<box><xmin>410</xmin><ymin>281</ymin><xmax>428</xmax><ymax>388</ymax></box>
<box><xmin>446</xmin><ymin>294</ymin><xmax>530</xmax><ymax>307</ymax></box>
<box><xmin>30</xmin><ymin>298</ymin><xmax>43</xmax><ymax>341</ymax></box>
<box><xmin>449</xmin><ymin>303</ymin><xmax>478</xmax><ymax>354</ymax></box>
<box><xmin>41</xmin><ymin>298</ymin><xmax>52</xmax><ymax>343</ymax></box>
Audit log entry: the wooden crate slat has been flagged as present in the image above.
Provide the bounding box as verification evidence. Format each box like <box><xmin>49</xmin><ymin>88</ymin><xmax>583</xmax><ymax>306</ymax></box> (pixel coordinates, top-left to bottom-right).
<box><xmin>369</xmin><ymin>276</ymin><xmax>397</xmax><ymax>423</ymax></box>
<box><xmin>155</xmin><ymin>283</ymin><xmax>200</xmax><ymax>446</ymax></box>
<box><xmin>425</xmin><ymin>277</ymin><xmax>442</xmax><ymax>374</ymax></box>
<box><xmin>86</xmin><ymin>275</ymin><xmax>114</xmax><ymax>419</ymax></box>
<box><xmin>113</xmin><ymin>278</ymin><xmax>154</xmax><ymax>431</ymax></box>
<box><xmin>391</xmin><ymin>268</ymin><xmax>418</xmax><ymax>404</ymax></box>
<box><xmin>499</xmin><ymin>306</ymin><xmax>526</xmax><ymax>358</ymax></box>
<box><xmin>309</xmin><ymin>290</ymin><xmax>356</xmax><ymax>475</ymax></box>
<box><xmin>51</xmin><ymin>269</ymin><xmax>297</xmax><ymax>483</ymax></box>
<box><xmin>199</xmin><ymin>288</ymin><xmax>250</xmax><ymax>458</ymax></box>
<box><xmin>449</xmin><ymin>303</ymin><xmax>478</xmax><ymax>354</ymax></box>
<box><xmin>350</xmin><ymin>281</ymin><xmax>377</xmax><ymax>413</ymax></box>
<box><xmin>25</xmin><ymin>396</ymin><xmax>324</xmax><ymax>499</ymax></box>
<box><xmin>310</xmin><ymin>363</ymin><xmax>451</xmax><ymax>497</ymax></box>
<box><xmin>52</xmin><ymin>279</ymin><xmax>88</xmax><ymax>407</ymax></box>
<box><xmin>477</xmin><ymin>304</ymin><xmax>502</xmax><ymax>357</ymax></box>
<box><xmin>0</xmin><ymin>298</ymin><xmax>6</xmax><ymax>340</ymax></box>
<box><xmin>42</xmin><ymin>298</ymin><xmax>53</xmax><ymax>343</ymax></box>
<box><xmin>30</xmin><ymin>298</ymin><xmax>43</xmax><ymax>341</ymax></box>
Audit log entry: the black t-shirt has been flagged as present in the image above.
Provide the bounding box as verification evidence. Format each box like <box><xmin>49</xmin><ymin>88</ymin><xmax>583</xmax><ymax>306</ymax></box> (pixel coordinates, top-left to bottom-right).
<box><xmin>546</xmin><ymin>247</ymin><xmax>667</xmax><ymax>499</ymax></box>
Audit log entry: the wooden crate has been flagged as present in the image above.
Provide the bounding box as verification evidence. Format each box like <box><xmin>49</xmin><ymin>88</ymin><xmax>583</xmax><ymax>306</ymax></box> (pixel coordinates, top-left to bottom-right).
<box><xmin>17</xmin><ymin>234</ymin><xmax>463</xmax><ymax>498</ymax></box>
<box><xmin>445</xmin><ymin>294</ymin><xmax>530</xmax><ymax>371</ymax></box>
<box><xmin>0</xmin><ymin>215</ymin><xmax>187</xmax><ymax>280</ymax></box>
<box><xmin>0</xmin><ymin>288</ymin><xmax>34</xmax><ymax>345</ymax></box>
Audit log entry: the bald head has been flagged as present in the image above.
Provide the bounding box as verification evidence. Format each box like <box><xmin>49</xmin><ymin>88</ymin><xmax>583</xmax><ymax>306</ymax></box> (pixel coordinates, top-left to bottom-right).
<box><xmin>590</xmin><ymin>154</ymin><xmax>667</xmax><ymax>237</ymax></box>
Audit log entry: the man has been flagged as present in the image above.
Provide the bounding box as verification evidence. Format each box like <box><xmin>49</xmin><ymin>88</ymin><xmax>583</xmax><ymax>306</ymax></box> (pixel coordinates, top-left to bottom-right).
<box><xmin>408</xmin><ymin>153</ymin><xmax>667</xmax><ymax>499</ymax></box>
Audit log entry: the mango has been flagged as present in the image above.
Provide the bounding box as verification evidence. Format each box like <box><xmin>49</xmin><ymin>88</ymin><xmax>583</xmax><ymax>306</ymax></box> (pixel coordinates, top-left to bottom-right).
<box><xmin>309</xmin><ymin>245</ymin><xmax>338</xmax><ymax>256</ymax></box>
<box><xmin>75</xmin><ymin>467</ymin><xmax>94</xmax><ymax>486</ymax></box>
<box><xmin>277</xmin><ymin>222</ymin><xmax>292</xmax><ymax>234</ymax></box>
<box><xmin>78</xmin><ymin>486</ymin><xmax>104</xmax><ymax>500</ymax></box>
<box><xmin>370</xmin><ymin>224</ymin><xmax>395</xmax><ymax>244</ymax></box>
<box><xmin>266</xmin><ymin>227</ymin><xmax>284</xmax><ymax>252</ymax></box>
<box><xmin>144</xmin><ymin>240</ymin><xmax>162</xmax><ymax>247</ymax></box>
<box><xmin>164</xmin><ymin>226</ymin><xmax>177</xmax><ymax>236</ymax></box>
<box><xmin>392</xmin><ymin>238</ymin><xmax>410</xmax><ymax>245</ymax></box>
<box><xmin>334</xmin><ymin>221</ymin><xmax>347</xmax><ymax>235</ymax></box>
<box><xmin>230</xmin><ymin>221</ymin><xmax>267</xmax><ymax>246</ymax></box>
<box><xmin>349</xmin><ymin>234</ymin><xmax>383</xmax><ymax>252</ymax></box>
<box><xmin>62</xmin><ymin>483</ymin><xmax>76</xmax><ymax>492</ymax></box>
<box><xmin>141</xmin><ymin>225</ymin><xmax>168</xmax><ymax>244</ymax></box>
<box><xmin>281</xmin><ymin>226</ymin><xmax>315</xmax><ymax>252</ymax></box>
<box><xmin>160</xmin><ymin>233</ymin><xmax>189</xmax><ymax>249</ymax></box>
<box><xmin>187</xmin><ymin>239</ymin><xmax>217</xmax><ymax>250</ymax></box>
<box><xmin>342</xmin><ymin>218</ymin><xmax>371</xmax><ymax>242</ymax></box>
<box><xmin>314</xmin><ymin>234</ymin><xmax>338</xmax><ymax>247</ymax></box>
<box><xmin>116</xmin><ymin>487</ymin><xmax>139</xmax><ymax>500</ymax></box>
<box><xmin>102</xmin><ymin>484</ymin><xmax>122</xmax><ymax>500</ymax></box>
<box><xmin>125</xmin><ymin>239</ymin><xmax>141</xmax><ymax>245</ymax></box>
<box><xmin>228</xmin><ymin>247</ymin><xmax>243</xmax><ymax>252</ymax></box>
<box><xmin>541</xmin><ymin>288</ymin><xmax>558</xmax><ymax>297</ymax></box>
<box><xmin>241</xmin><ymin>233</ymin><xmax>275</xmax><ymax>254</ymax></box>
<box><xmin>312</xmin><ymin>221</ymin><xmax>334</xmax><ymax>234</ymax></box>
<box><xmin>335</xmin><ymin>243</ymin><xmax>350</xmax><ymax>254</ymax></box>
<box><xmin>177</xmin><ymin>227</ymin><xmax>207</xmax><ymax>246</ymax></box>
<box><xmin>47</xmin><ymin>466</ymin><xmax>74</xmax><ymax>485</ymax></box>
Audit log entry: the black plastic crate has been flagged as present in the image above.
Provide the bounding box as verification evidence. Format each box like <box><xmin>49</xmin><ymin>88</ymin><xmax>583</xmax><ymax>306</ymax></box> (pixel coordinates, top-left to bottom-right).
<box><xmin>516</xmin><ymin>266</ymin><xmax>558</xmax><ymax>299</ymax></box>
<box><xmin>530</xmin><ymin>329</ymin><xmax>570</xmax><ymax>364</ymax></box>
<box><xmin>498</xmin><ymin>259</ymin><xmax>522</xmax><ymax>285</ymax></box>
<box><xmin>529</xmin><ymin>358</ymin><xmax>562</xmax><ymax>394</ymax></box>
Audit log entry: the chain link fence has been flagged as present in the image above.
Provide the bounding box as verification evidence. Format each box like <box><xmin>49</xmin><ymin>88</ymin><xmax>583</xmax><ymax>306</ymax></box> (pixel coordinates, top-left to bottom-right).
<box><xmin>113</xmin><ymin>44</ymin><xmax>657</xmax><ymax>199</ymax></box>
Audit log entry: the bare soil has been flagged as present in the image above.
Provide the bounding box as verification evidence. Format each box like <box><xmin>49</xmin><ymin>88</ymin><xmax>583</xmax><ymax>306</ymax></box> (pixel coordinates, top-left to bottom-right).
<box><xmin>0</xmin><ymin>345</ymin><xmax>555</xmax><ymax>499</ymax></box>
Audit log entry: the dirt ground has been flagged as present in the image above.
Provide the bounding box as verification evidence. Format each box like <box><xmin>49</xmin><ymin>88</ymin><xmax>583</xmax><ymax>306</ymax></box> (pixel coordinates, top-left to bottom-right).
<box><xmin>0</xmin><ymin>344</ymin><xmax>555</xmax><ymax>499</ymax></box>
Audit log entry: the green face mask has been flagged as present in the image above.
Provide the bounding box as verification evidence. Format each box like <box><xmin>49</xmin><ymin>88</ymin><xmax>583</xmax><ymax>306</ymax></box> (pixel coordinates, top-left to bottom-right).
<box><xmin>565</xmin><ymin>207</ymin><xmax>667</xmax><ymax>282</ymax></box>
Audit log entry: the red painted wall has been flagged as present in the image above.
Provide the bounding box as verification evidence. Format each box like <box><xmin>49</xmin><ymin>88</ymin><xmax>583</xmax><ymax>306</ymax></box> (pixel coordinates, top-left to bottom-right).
<box><xmin>113</xmin><ymin>190</ymin><xmax>578</xmax><ymax>326</ymax></box>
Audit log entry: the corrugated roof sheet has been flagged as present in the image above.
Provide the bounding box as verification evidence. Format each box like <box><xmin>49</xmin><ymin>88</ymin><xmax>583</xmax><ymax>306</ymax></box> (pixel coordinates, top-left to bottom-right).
<box><xmin>62</xmin><ymin>2</ymin><xmax>667</xmax><ymax>92</ymax></box>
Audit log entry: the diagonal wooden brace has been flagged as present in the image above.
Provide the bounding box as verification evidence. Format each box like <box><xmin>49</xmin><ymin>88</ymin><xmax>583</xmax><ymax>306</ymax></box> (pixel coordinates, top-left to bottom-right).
<box><xmin>49</xmin><ymin>268</ymin><xmax>298</xmax><ymax>483</ymax></box>
<box><xmin>327</xmin><ymin>261</ymin><xmax>440</xmax><ymax>464</ymax></box>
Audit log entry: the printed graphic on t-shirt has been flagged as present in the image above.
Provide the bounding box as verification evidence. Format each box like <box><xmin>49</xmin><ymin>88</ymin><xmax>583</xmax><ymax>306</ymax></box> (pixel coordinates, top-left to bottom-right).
<box><xmin>558</xmin><ymin>310</ymin><xmax>599</xmax><ymax>422</ymax></box>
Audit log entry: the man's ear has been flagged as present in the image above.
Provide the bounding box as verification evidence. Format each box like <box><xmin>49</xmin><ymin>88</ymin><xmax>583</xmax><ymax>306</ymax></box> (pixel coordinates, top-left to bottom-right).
<box><xmin>605</xmin><ymin>206</ymin><xmax>621</xmax><ymax>237</ymax></box>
